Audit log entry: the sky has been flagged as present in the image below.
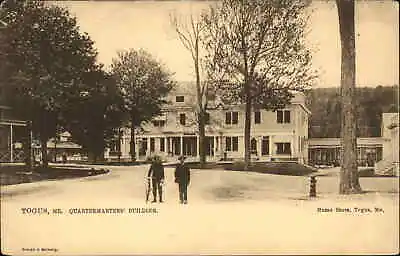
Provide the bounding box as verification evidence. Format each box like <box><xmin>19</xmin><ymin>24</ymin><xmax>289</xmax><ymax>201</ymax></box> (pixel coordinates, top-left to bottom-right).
<box><xmin>55</xmin><ymin>0</ymin><xmax>399</xmax><ymax>88</ymax></box>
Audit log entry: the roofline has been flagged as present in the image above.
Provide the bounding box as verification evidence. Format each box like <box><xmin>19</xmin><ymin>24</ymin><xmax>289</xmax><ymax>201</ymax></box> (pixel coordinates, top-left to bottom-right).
<box><xmin>293</xmin><ymin>103</ymin><xmax>311</xmax><ymax>115</ymax></box>
<box><xmin>161</xmin><ymin>102</ymin><xmax>311</xmax><ymax>113</ymax></box>
<box><xmin>0</xmin><ymin>105</ymin><xmax>12</xmax><ymax>110</ymax></box>
<box><xmin>0</xmin><ymin>119</ymin><xmax>27</xmax><ymax>126</ymax></box>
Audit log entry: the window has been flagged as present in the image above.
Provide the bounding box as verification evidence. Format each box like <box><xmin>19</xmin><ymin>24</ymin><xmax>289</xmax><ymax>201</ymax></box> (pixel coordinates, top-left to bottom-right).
<box><xmin>262</xmin><ymin>136</ymin><xmax>269</xmax><ymax>155</ymax></box>
<box><xmin>232</xmin><ymin>137</ymin><xmax>238</xmax><ymax>151</ymax></box>
<box><xmin>150</xmin><ymin>138</ymin><xmax>155</xmax><ymax>152</ymax></box>
<box><xmin>176</xmin><ymin>95</ymin><xmax>184</xmax><ymax>102</ymax></box>
<box><xmin>226</xmin><ymin>137</ymin><xmax>231</xmax><ymax>151</ymax></box>
<box><xmin>284</xmin><ymin>110</ymin><xmax>291</xmax><ymax>123</ymax></box>
<box><xmin>225</xmin><ymin>136</ymin><xmax>238</xmax><ymax>152</ymax></box>
<box><xmin>225</xmin><ymin>112</ymin><xmax>231</xmax><ymax>125</ymax></box>
<box><xmin>254</xmin><ymin>111</ymin><xmax>261</xmax><ymax>124</ymax></box>
<box><xmin>179</xmin><ymin>113</ymin><xmax>186</xmax><ymax>125</ymax></box>
<box><xmin>160</xmin><ymin>138</ymin><xmax>165</xmax><ymax>152</ymax></box>
<box><xmin>152</xmin><ymin>120</ymin><xmax>165</xmax><ymax>127</ymax></box>
<box><xmin>225</xmin><ymin>111</ymin><xmax>238</xmax><ymax>125</ymax></box>
<box><xmin>277</xmin><ymin>110</ymin><xmax>291</xmax><ymax>123</ymax></box>
<box><xmin>276</xmin><ymin>142</ymin><xmax>291</xmax><ymax>155</ymax></box>
<box><xmin>232</xmin><ymin>112</ymin><xmax>238</xmax><ymax>124</ymax></box>
<box><xmin>250</xmin><ymin>138</ymin><xmax>257</xmax><ymax>154</ymax></box>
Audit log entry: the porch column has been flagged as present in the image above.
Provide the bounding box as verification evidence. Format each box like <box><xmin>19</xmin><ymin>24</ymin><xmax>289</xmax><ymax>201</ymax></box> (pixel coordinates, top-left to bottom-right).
<box><xmin>10</xmin><ymin>124</ymin><xmax>13</xmax><ymax>162</ymax></box>
<box><xmin>180</xmin><ymin>136</ymin><xmax>183</xmax><ymax>156</ymax></box>
<box><xmin>135</xmin><ymin>137</ymin><xmax>140</xmax><ymax>160</ymax></box>
<box><xmin>213</xmin><ymin>136</ymin><xmax>217</xmax><ymax>157</ymax></box>
<box><xmin>220</xmin><ymin>135</ymin><xmax>224</xmax><ymax>156</ymax></box>
<box><xmin>269</xmin><ymin>136</ymin><xmax>273</xmax><ymax>157</ymax></box>
<box><xmin>164</xmin><ymin>137</ymin><xmax>167</xmax><ymax>154</ymax></box>
<box><xmin>258</xmin><ymin>136</ymin><xmax>262</xmax><ymax>158</ymax></box>
<box><xmin>147</xmin><ymin>137</ymin><xmax>151</xmax><ymax>157</ymax></box>
<box><xmin>196</xmin><ymin>136</ymin><xmax>200</xmax><ymax>157</ymax></box>
<box><xmin>291</xmin><ymin>136</ymin><xmax>295</xmax><ymax>159</ymax></box>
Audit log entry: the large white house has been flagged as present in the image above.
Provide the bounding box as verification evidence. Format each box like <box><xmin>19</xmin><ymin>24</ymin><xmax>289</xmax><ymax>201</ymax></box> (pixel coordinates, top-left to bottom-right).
<box><xmin>105</xmin><ymin>83</ymin><xmax>311</xmax><ymax>163</ymax></box>
<box><xmin>307</xmin><ymin>112</ymin><xmax>399</xmax><ymax>176</ymax></box>
<box><xmin>377</xmin><ymin>112</ymin><xmax>399</xmax><ymax>175</ymax></box>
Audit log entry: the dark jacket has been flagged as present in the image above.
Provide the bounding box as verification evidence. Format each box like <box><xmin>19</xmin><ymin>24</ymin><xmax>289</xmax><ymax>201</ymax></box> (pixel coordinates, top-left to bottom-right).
<box><xmin>174</xmin><ymin>163</ymin><xmax>190</xmax><ymax>185</ymax></box>
<box><xmin>147</xmin><ymin>162</ymin><xmax>165</xmax><ymax>181</ymax></box>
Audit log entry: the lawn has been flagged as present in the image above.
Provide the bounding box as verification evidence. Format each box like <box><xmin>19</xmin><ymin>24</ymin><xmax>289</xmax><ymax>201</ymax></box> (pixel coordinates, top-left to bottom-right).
<box><xmin>178</xmin><ymin>161</ymin><xmax>318</xmax><ymax>176</ymax></box>
<box><xmin>0</xmin><ymin>164</ymin><xmax>109</xmax><ymax>186</ymax></box>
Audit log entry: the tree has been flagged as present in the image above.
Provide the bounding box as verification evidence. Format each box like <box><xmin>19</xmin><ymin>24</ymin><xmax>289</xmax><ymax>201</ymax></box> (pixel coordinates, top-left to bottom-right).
<box><xmin>0</xmin><ymin>2</ymin><xmax>8</xmax><ymax>78</ymax></box>
<box><xmin>111</xmin><ymin>49</ymin><xmax>174</xmax><ymax>162</ymax></box>
<box><xmin>170</xmin><ymin>13</ymin><xmax>209</xmax><ymax>168</ymax></box>
<box><xmin>336</xmin><ymin>0</ymin><xmax>361</xmax><ymax>194</ymax></box>
<box><xmin>64</xmin><ymin>67</ymin><xmax>124</xmax><ymax>163</ymax></box>
<box><xmin>1</xmin><ymin>0</ymin><xmax>98</xmax><ymax>167</ymax></box>
<box><xmin>306</xmin><ymin>86</ymin><xmax>398</xmax><ymax>138</ymax></box>
<box><xmin>203</xmin><ymin>0</ymin><xmax>315</xmax><ymax>170</ymax></box>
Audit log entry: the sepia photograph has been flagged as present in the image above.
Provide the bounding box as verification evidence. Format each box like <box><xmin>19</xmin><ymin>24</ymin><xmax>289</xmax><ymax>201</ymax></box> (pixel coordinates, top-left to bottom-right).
<box><xmin>0</xmin><ymin>0</ymin><xmax>399</xmax><ymax>255</ymax></box>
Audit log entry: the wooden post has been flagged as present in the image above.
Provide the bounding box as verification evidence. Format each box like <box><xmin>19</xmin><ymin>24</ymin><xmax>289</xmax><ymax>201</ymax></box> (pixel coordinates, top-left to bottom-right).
<box><xmin>10</xmin><ymin>124</ymin><xmax>13</xmax><ymax>162</ymax></box>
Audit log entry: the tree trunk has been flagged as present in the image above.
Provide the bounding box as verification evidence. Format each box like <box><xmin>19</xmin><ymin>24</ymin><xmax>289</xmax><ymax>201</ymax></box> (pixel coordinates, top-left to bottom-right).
<box><xmin>198</xmin><ymin>110</ymin><xmax>206</xmax><ymax>168</ymax></box>
<box><xmin>244</xmin><ymin>83</ymin><xmax>252</xmax><ymax>171</ymax></box>
<box><xmin>88</xmin><ymin>152</ymin><xmax>97</xmax><ymax>163</ymax></box>
<box><xmin>130</xmin><ymin>121</ymin><xmax>136</xmax><ymax>162</ymax></box>
<box><xmin>195</xmin><ymin>57</ymin><xmax>206</xmax><ymax>168</ymax></box>
<box><xmin>118</xmin><ymin>128</ymin><xmax>122</xmax><ymax>162</ymax></box>
<box><xmin>94</xmin><ymin>150</ymin><xmax>104</xmax><ymax>163</ymax></box>
<box><xmin>40</xmin><ymin>136</ymin><xmax>48</xmax><ymax>167</ymax></box>
<box><xmin>337</xmin><ymin>0</ymin><xmax>362</xmax><ymax>194</ymax></box>
<box><xmin>54</xmin><ymin>137</ymin><xmax>57</xmax><ymax>163</ymax></box>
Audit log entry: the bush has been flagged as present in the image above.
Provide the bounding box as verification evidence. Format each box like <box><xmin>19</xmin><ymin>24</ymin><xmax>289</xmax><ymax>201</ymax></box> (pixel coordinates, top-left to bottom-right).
<box><xmin>358</xmin><ymin>167</ymin><xmax>375</xmax><ymax>177</ymax></box>
<box><xmin>0</xmin><ymin>165</ymin><xmax>109</xmax><ymax>186</ymax></box>
<box><xmin>230</xmin><ymin>161</ymin><xmax>246</xmax><ymax>171</ymax></box>
<box><xmin>254</xmin><ymin>162</ymin><xmax>317</xmax><ymax>176</ymax></box>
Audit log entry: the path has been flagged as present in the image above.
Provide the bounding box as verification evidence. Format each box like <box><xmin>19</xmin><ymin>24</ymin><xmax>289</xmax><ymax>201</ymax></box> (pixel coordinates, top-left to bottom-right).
<box><xmin>1</xmin><ymin>165</ymin><xmax>399</xmax><ymax>255</ymax></box>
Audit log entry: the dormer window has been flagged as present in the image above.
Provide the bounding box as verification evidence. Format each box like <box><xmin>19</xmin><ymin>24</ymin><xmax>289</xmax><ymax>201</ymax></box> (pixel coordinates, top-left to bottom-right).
<box><xmin>152</xmin><ymin>120</ymin><xmax>165</xmax><ymax>127</ymax></box>
<box><xmin>176</xmin><ymin>96</ymin><xmax>184</xmax><ymax>103</ymax></box>
<box><xmin>254</xmin><ymin>111</ymin><xmax>261</xmax><ymax>124</ymax></box>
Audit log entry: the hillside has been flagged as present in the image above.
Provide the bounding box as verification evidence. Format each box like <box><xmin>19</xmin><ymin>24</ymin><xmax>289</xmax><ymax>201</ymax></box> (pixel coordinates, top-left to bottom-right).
<box><xmin>306</xmin><ymin>85</ymin><xmax>399</xmax><ymax>138</ymax></box>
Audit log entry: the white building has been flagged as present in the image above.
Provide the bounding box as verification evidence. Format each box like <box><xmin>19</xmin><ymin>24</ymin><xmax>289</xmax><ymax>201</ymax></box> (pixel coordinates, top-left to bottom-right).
<box><xmin>307</xmin><ymin>112</ymin><xmax>399</xmax><ymax>176</ymax></box>
<box><xmin>0</xmin><ymin>93</ymin><xmax>27</xmax><ymax>163</ymax></box>
<box><xmin>106</xmin><ymin>83</ymin><xmax>310</xmax><ymax>163</ymax></box>
<box><xmin>376</xmin><ymin>112</ymin><xmax>399</xmax><ymax>175</ymax></box>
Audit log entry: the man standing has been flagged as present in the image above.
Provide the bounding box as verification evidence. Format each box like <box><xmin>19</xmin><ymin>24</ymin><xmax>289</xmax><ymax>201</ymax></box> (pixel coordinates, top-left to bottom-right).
<box><xmin>174</xmin><ymin>155</ymin><xmax>190</xmax><ymax>204</ymax></box>
<box><xmin>147</xmin><ymin>155</ymin><xmax>165</xmax><ymax>203</ymax></box>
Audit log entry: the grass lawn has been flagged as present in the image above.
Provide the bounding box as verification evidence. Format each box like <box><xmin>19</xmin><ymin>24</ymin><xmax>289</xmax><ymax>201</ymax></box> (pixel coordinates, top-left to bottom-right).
<box><xmin>0</xmin><ymin>164</ymin><xmax>109</xmax><ymax>186</ymax></box>
<box><xmin>178</xmin><ymin>161</ymin><xmax>318</xmax><ymax>176</ymax></box>
<box><xmin>170</xmin><ymin>161</ymin><xmax>392</xmax><ymax>178</ymax></box>
<box><xmin>67</xmin><ymin>160</ymin><xmax>149</xmax><ymax>166</ymax></box>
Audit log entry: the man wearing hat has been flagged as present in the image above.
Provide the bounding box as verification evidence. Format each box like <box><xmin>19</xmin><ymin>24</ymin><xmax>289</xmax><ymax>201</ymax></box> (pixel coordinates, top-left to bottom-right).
<box><xmin>174</xmin><ymin>155</ymin><xmax>191</xmax><ymax>204</ymax></box>
<box><xmin>147</xmin><ymin>155</ymin><xmax>165</xmax><ymax>203</ymax></box>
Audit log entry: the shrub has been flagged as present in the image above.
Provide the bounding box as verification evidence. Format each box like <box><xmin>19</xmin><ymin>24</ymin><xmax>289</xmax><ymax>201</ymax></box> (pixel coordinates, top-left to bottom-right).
<box><xmin>230</xmin><ymin>161</ymin><xmax>247</xmax><ymax>171</ymax></box>
<box><xmin>358</xmin><ymin>167</ymin><xmax>375</xmax><ymax>177</ymax></box>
